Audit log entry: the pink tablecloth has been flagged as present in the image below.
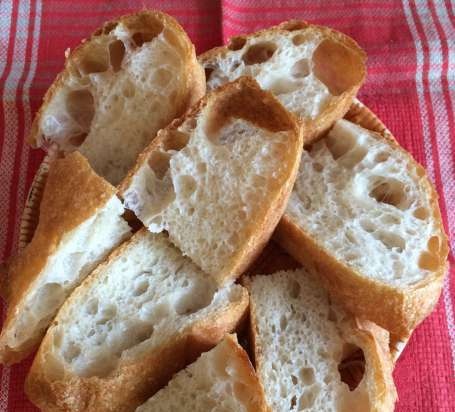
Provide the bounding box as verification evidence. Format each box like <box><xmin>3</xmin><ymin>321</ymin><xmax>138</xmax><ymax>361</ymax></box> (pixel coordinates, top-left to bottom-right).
<box><xmin>0</xmin><ymin>0</ymin><xmax>453</xmax><ymax>410</ymax></box>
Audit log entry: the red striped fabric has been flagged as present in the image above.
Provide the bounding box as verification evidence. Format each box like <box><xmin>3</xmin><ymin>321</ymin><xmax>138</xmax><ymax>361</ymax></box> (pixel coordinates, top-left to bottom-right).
<box><xmin>0</xmin><ymin>1</ymin><xmax>453</xmax><ymax>410</ymax></box>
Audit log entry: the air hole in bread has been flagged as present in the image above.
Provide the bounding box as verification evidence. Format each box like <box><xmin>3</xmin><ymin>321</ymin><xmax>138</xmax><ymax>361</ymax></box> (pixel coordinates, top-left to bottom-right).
<box><xmin>86</xmin><ymin>298</ymin><xmax>99</xmax><ymax>316</ymax></box>
<box><xmin>374</xmin><ymin>151</ymin><xmax>390</xmax><ymax>163</ymax></box>
<box><xmin>96</xmin><ymin>305</ymin><xmax>117</xmax><ymax>325</ymax></box>
<box><xmin>300</xmin><ymin>367</ymin><xmax>315</xmax><ymax>385</ymax></box>
<box><xmin>313</xmin><ymin>38</ymin><xmax>364</xmax><ymax>96</ymax></box>
<box><xmin>269</xmin><ymin>78</ymin><xmax>300</xmax><ymax>95</ymax></box>
<box><xmin>369</xmin><ymin>178</ymin><xmax>407</xmax><ymax>209</ymax></box>
<box><xmin>417</xmin><ymin>167</ymin><xmax>428</xmax><ymax>179</ymax></box>
<box><xmin>65</xmin><ymin>89</ymin><xmax>95</xmax><ymax>133</ymax></box>
<box><xmin>132</xmin><ymin>30</ymin><xmax>160</xmax><ymax>48</ymax></box>
<box><xmin>282</xmin><ymin>21</ymin><xmax>308</xmax><ymax>31</ymax></box>
<box><xmin>197</xmin><ymin>162</ymin><xmax>207</xmax><ymax>174</ymax></box>
<box><xmin>228</xmin><ymin>36</ymin><xmax>246</xmax><ymax>51</ymax></box>
<box><xmin>176</xmin><ymin>175</ymin><xmax>197</xmax><ymax>199</ymax></box>
<box><xmin>338</xmin><ymin>343</ymin><xmax>365</xmax><ymax>391</ymax></box>
<box><xmin>53</xmin><ymin>330</ymin><xmax>63</xmax><ymax>348</ymax></box>
<box><xmin>242</xmin><ymin>42</ymin><xmax>277</xmax><ymax>65</ymax></box>
<box><xmin>345</xmin><ymin>230</ymin><xmax>358</xmax><ymax>245</ymax></box>
<box><xmin>109</xmin><ymin>40</ymin><xmax>125</xmax><ymax>72</ymax></box>
<box><xmin>63</xmin><ymin>342</ymin><xmax>81</xmax><ymax>363</ymax></box>
<box><xmin>133</xmin><ymin>279</ymin><xmax>149</xmax><ymax>296</ymax></box>
<box><xmin>78</xmin><ymin>45</ymin><xmax>110</xmax><ymax>75</ymax></box>
<box><xmin>119</xmin><ymin>80</ymin><xmax>135</xmax><ymax>98</ymax></box>
<box><xmin>290</xmin><ymin>395</ymin><xmax>297</xmax><ymax>409</ymax></box>
<box><xmin>418</xmin><ymin>251</ymin><xmax>440</xmax><ymax>271</ymax></box>
<box><xmin>163</xmin><ymin>130</ymin><xmax>190</xmax><ymax>151</ymax></box>
<box><xmin>359</xmin><ymin>219</ymin><xmax>375</xmax><ymax>233</ymax></box>
<box><xmin>204</xmin><ymin>67</ymin><xmax>214</xmax><ymax>82</ymax></box>
<box><xmin>325</xmin><ymin>132</ymin><xmax>356</xmax><ymax>160</ymax></box>
<box><xmin>154</xmin><ymin>68</ymin><xmax>173</xmax><ymax>87</ymax></box>
<box><xmin>280</xmin><ymin>315</ymin><xmax>288</xmax><ymax>331</ymax></box>
<box><xmin>298</xmin><ymin>193</ymin><xmax>312</xmax><ymax>209</ymax></box>
<box><xmin>373</xmin><ymin>231</ymin><xmax>405</xmax><ymax>252</ymax></box>
<box><xmin>292</xmin><ymin>33</ymin><xmax>310</xmax><ymax>45</ymax></box>
<box><xmin>298</xmin><ymin>387</ymin><xmax>319</xmax><ymax>409</ymax></box>
<box><xmin>380</xmin><ymin>214</ymin><xmax>401</xmax><ymax>225</ymax></box>
<box><xmin>289</xmin><ymin>279</ymin><xmax>301</xmax><ymax>299</ymax></box>
<box><xmin>413</xmin><ymin>206</ymin><xmax>429</xmax><ymax>220</ymax></box>
<box><xmin>325</xmin><ymin>132</ymin><xmax>366</xmax><ymax>167</ymax></box>
<box><xmin>291</xmin><ymin>58</ymin><xmax>311</xmax><ymax>78</ymax></box>
<box><xmin>148</xmin><ymin>151</ymin><xmax>171</xmax><ymax>179</ymax></box>
<box><xmin>313</xmin><ymin>162</ymin><xmax>323</xmax><ymax>172</ymax></box>
<box><xmin>318</xmin><ymin>348</ymin><xmax>329</xmax><ymax>360</ymax></box>
<box><xmin>174</xmin><ymin>289</ymin><xmax>214</xmax><ymax>315</ymax></box>
<box><xmin>427</xmin><ymin>236</ymin><xmax>440</xmax><ymax>255</ymax></box>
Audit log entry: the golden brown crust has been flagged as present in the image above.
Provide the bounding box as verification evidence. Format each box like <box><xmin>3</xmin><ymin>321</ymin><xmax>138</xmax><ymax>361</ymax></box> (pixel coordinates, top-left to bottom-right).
<box><xmin>28</xmin><ymin>9</ymin><xmax>206</xmax><ymax>151</ymax></box>
<box><xmin>0</xmin><ymin>152</ymin><xmax>116</xmax><ymax>364</ymax></box>
<box><xmin>274</xmin><ymin>109</ymin><xmax>449</xmax><ymax>338</ymax></box>
<box><xmin>120</xmin><ymin>77</ymin><xmax>303</xmax><ymax>285</ymax></box>
<box><xmin>221</xmin><ymin>335</ymin><xmax>269</xmax><ymax>412</ymax></box>
<box><xmin>347</xmin><ymin>320</ymin><xmax>397</xmax><ymax>411</ymax></box>
<box><xmin>199</xmin><ymin>19</ymin><xmax>366</xmax><ymax>143</ymax></box>
<box><xmin>25</xmin><ymin>229</ymin><xmax>249</xmax><ymax>411</ymax></box>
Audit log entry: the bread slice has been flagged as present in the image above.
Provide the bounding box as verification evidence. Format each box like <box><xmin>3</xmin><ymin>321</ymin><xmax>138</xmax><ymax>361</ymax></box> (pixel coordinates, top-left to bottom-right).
<box><xmin>275</xmin><ymin>119</ymin><xmax>449</xmax><ymax>338</ymax></box>
<box><xmin>199</xmin><ymin>20</ymin><xmax>366</xmax><ymax>142</ymax></box>
<box><xmin>136</xmin><ymin>334</ymin><xmax>268</xmax><ymax>412</ymax></box>
<box><xmin>120</xmin><ymin>77</ymin><xmax>302</xmax><ymax>284</ymax></box>
<box><xmin>0</xmin><ymin>152</ymin><xmax>130</xmax><ymax>364</ymax></box>
<box><xmin>247</xmin><ymin>269</ymin><xmax>397</xmax><ymax>412</ymax></box>
<box><xmin>26</xmin><ymin>229</ymin><xmax>249</xmax><ymax>412</ymax></box>
<box><xmin>29</xmin><ymin>10</ymin><xmax>205</xmax><ymax>185</ymax></box>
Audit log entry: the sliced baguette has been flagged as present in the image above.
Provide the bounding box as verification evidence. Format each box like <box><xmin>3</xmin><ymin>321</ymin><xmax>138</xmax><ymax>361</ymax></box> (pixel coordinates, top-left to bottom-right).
<box><xmin>247</xmin><ymin>269</ymin><xmax>397</xmax><ymax>412</ymax></box>
<box><xmin>26</xmin><ymin>229</ymin><xmax>249</xmax><ymax>412</ymax></box>
<box><xmin>120</xmin><ymin>77</ymin><xmax>302</xmax><ymax>284</ymax></box>
<box><xmin>275</xmin><ymin>119</ymin><xmax>449</xmax><ymax>338</ymax></box>
<box><xmin>199</xmin><ymin>20</ymin><xmax>366</xmax><ymax>142</ymax></box>
<box><xmin>29</xmin><ymin>10</ymin><xmax>205</xmax><ymax>185</ymax></box>
<box><xmin>136</xmin><ymin>334</ymin><xmax>268</xmax><ymax>412</ymax></box>
<box><xmin>0</xmin><ymin>152</ymin><xmax>130</xmax><ymax>364</ymax></box>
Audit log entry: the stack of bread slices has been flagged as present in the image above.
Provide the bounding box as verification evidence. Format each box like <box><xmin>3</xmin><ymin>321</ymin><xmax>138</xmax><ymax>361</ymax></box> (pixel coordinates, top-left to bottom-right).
<box><xmin>0</xmin><ymin>9</ymin><xmax>448</xmax><ymax>412</ymax></box>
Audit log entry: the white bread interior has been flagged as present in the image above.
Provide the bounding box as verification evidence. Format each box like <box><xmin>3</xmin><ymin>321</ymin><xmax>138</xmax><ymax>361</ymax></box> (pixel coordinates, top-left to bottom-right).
<box><xmin>248</xmin><ymin>269</ymin><xmax>396</xmax><ymax>412</ymax></box>
<box><xmin>136</xmin><ymin>334</ymin><xmax>268</xmax><ymax>412</ymax></box>
<box><xmin>121</xmin><ymin>77</ymin><xmax>302</xmax><ymax>284</ymax></box>
<box><xmin>29</xmin><ymin>10</ymin><xmax>205</xmax><ymax>185</ymax></box>
<box><xmin>26</xmin><ymin>229</ymin><xmax>248</xmax><ymax>412</ymax></box>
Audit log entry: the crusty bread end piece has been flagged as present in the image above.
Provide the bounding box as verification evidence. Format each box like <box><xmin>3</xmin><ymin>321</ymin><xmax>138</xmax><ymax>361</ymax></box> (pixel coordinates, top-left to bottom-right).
<box><xmin>247</xmin><ymin>269</ymin><xmax>396</xmax><ymax>412</ymax></box>
<box><xmin>0</xmin><ymin>152</ymin><xmax>131</xmax><ymax>364</ymax></box>
<box><xmin>136</xmin><ymin>334</ymin><xmax>268</xmax><ymax>412</ymax></box>
<box><xmin>200</xmin><ymin>20</ymin><xmax>366</xmax><ymax>142</ymax></box>
<box><xmin>29</xmin><ymin>10</ymin><xmax>205</xmax><ymax>185</ymax></box>
<box><xmin>275</xmin><ymin>119</ymin><xmax>449</xmax><ymax>337</ymax></box>
<box><xmin>120</xmin><ymin>77</ymin><xmax>303</xmax><ymax>284</ymax></box>
<box><xmin>26</xmin><ymin>230</ymin><xmax>248</xmax><ymax>412</ymax></box>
